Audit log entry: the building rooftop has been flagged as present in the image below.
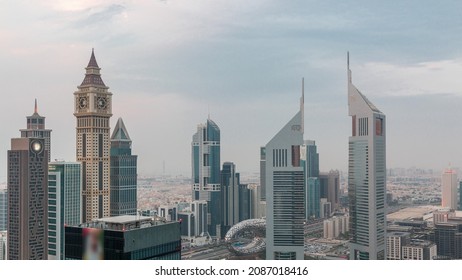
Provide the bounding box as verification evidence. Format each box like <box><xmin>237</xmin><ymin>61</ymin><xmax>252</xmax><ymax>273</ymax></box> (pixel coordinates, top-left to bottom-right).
<box><xmin>388</xmin><ymin>232</ymin><xmax>410</xmax><ymax>237</ymax></box>
<box><xmin>77</xmin><ymin>215</ymin><xmax>176</xmax><ymax>231</ymax></box>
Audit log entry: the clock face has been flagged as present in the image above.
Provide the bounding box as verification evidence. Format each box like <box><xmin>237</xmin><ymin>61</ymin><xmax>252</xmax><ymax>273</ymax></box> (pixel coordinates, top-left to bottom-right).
<box><xmin>78</xmin><ymin>96</ymin><xmax>88</xmax><ymax>109</ymax></box>
<box><xmin>97</xmin><ymin>97</ymin><xmax>108</xmax><ymax>110</ymax></box>
<box><xmin>31</xmin><ymin>141</ymin><xmax>42</xmax><ymax>153</ymax></box>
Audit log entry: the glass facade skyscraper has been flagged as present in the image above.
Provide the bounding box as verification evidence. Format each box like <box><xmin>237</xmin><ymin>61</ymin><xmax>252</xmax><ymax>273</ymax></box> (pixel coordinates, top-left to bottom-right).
<box><xmin>0</xmin><ymin>189</ymin><xmax>6</xmax><ymax>231</ymax></box>
<box><xmin>110</xmin><ymin>118</ymin><xmax>138</xmax><ymax>216</ymax></box>
<box><xmin>301</xmin><ymin>140</ymin><xmax>320</xmax><ymax>219</ymax></box>
<box><xmin>48</xmin><ymin>161</ymin><xmax>82</xmax><ymax>260</ymax></box>
<box><xmin>265</xmin><ymin>82</ymin><xmax>305</xmax><ymax>260</ymax></box>
<box><xmin>348</xmin><ymin>55</ymin><xmax>386</xmax><ymax>260</ymax></box>
<box><xmin>192</xmin><ymin>118</ymin><xmax>221</xmax><ymax>237</ymax></box>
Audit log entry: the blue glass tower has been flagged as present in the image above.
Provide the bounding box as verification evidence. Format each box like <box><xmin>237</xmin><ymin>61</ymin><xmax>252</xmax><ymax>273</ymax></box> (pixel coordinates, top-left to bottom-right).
<box><xmin>48</xmin><ymin>161</ymin><xmax>81</xmax><ymax>260</ymax></box>
<box><xmin>301</xmin><ymin>140</ymin><xmax>320</xmax><ymax>219</ymax></box>
<box><xmin>192</xmin><ymin>118</ymin><xmax>221</xmax><ymax>237</ymax></box>
<box><xmin>110</xmin><ymin>118</ymin><xmax>138</xmax><ymax>216</ymax></box>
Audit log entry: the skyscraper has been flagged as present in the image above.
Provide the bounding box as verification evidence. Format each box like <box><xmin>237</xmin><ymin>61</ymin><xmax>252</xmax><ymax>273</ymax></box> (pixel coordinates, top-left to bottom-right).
<box><xmin>8</xmin><ymin>137</ymin><xmax>48</xmax><ymax>260</ymax></box>
<box><xmin>110</xmin><ymin>118</ymin><xmax>138</xmax><ymax>216</ymax></box>
<box><xmin>265</xmin><ymin>81</ymin><xmax>305</xmax><ymax>260</ymax></box>
<box><xmin>301</xmin><ymin>140</ymin><xmax>320</xmax><ymax>219</ymax></box>
<box><xmin>48</xmin><ymin>161</ymin><xmax>82</xmax><ymax>260</ymax></box>
<box><xmin>20</xmin><ymin>100</ymin><xmax>52</xmax><ymax>162</ymax></box>
<box><xmin>320</xmin><ymin>170</ymin><xmax>340</xmax><ymax>212</ymax></box>
<box><xmin>0</xmin><ymin>189</ymin><xmax>6</xmax><ymax>231</ymax></box>
<box><xmin>441</xmin><ymin>168</ymin><xmax>457</xmax><ymax>209</ymax></box>
<box><xmin>74</xmin><ymin>49</ymin><xmax>112</xmax><ymax>222</ymax></box>
<box><xmin>191</xmin><ymin>118</ymin><xmax>221</xmax><ymax>237</ymax></box>
<box><xmin>348</xmin><ymin>54</ymin><xmax>387</xmax><ymax>260</ymax></box>
<box><xmin>221</xmin><ymin>162</ymin><xmax>240</xmax><ymax>237</ymax></box>
<box><xmin>0</xmin><ymin>231</ymin><xmax>6</xmax><ymax>260</ymax></box>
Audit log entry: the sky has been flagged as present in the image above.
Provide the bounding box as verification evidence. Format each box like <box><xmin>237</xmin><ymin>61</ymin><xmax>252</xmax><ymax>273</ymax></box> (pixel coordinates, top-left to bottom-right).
<box><xmin>1</xmin><ymin>0</ymin><xmax>462</xmax><ymax>182</ymax></box>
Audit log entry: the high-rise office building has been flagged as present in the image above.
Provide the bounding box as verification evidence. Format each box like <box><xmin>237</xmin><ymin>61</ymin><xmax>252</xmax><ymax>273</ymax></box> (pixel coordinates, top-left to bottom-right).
<box><xmin>386</xmin><ymin>232</ymin><xmax>410</xmax><ymax>260</ymax></box>
<box><xmin>74</xmin><ymin>49</ymin><xmax>113</xmax><ymax>222</ymax></box>
<box><xmin>303</xmin><ymin>140</ymin><xmax>319</xmax><ymax>178</ymax></box>
<box><xmin>238</xmin><ymin>184</ymin><xmax>251</xmax><ymax>222</ymax></box>
<box><xmin>348</xmin><ymin>55</ymin><xmax>386</xmax><ymax>260</ymax></box>
<box><xmin>305</xmin><ymin>178</ymin><xmax>320</xmax><ymax>218</ymax></box>
<box><xmin>110</xmin><ymin>118</ymin><xmax>138</xmax><ymax>216</ymax></box>
<box><xmin>434</xmin><ymin>218</ymin><xmax>462</xmax><ymax>259</ymax></box>
<box><xmin>320</xmin><ymin>170</ymin><xmax>340</xmax><ymax>212</ymax></box>
<box><xmin>459</xmin><ymin>182</ymin><xmax>462</xmax><ymax>210</ymax></box>
<box><xmin>260</xmin><ymin>147</ymin><xmax>266</xmax><ymax>201</ymax></box>
<box><xmin>0</xmin><ymin>189</ymin><xmax>6</xmax><ymax>231</ymax></box>
<box><xmin>48</xmin><ymin>161</ymin><xmax>82</xmax><ymax>260</ymax></box>
<box><xmin>8</xmin><ymin>137</ymin><xmax>48</xmax><ymax>260</ymax></box>
<box><xmin>221</xmin><ymin>162</ymin><xmax>240</xmax><ymax>237</ymax></box>
<box><xmin>20</xmin><ymin>100</ymin><xmax>52</xmax><ymax>162</ymax></box>
<box><xmin>301</xmin><ymin>140</ymin><xmax>320</xmax><ymax>219</ymax></box>
<box><xmin>442</xmin><ymin>168</ymin><xmax>457</xmax><ymax>209</ymax></box>
<box><xmin>190</xmin><ymin>200</ymin><xmax>208</xmax><ymax>237</ymax></box>
<box><xmin>0</xmin><ymin>231</ymin><xmax>6</xmax><ymax>260</ymax></box>
<box><xmin>402</xmin><ymin>240</ymin><xmax>437</xmax><ymax>260</ymax></box>
<box><xmin>65</xmin><ymin>216</ymin><xmax>181</xmax><ymax>260</ymax></box>
<box><xmin>178</xmin><ymin>212</ymin><xmax>195</xmax><ymax>238</ymax></box>
<box><xmin>265</xmin><ymin>81</ymin><xmax>305</xmax><ymax>260</ymax></box>
<box><xmin>158</xmin><ymin>205</ymin><xmax>178</xmax><ymax>222</ymax></box>
<box><xmin>191</xmin><ymin>118</ymin><xmax>221</xmax><ymax>237</ymax></box>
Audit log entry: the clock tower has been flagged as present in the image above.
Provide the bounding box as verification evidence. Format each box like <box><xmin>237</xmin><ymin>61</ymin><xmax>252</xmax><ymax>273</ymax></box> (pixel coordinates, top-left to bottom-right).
<box><xmin>74</xmin><ymin>49</ymin><xmax>112</xmax><ymax>222</ymax></box>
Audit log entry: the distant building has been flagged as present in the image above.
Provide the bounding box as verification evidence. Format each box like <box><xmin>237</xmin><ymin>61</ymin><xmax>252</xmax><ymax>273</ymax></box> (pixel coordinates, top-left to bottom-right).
<box><xmin>459</xmin><ymin>182</ymin><xmax>462</xmax><ymax>210</ymax></box>
<box><xmin>158</xmin><ymin>205</ymin><xmax>178</xmax><ymax>222</ymax></box>
<box><xmin>265</xmin><ymin>81</ymin><xmax>305</xmax><ymax>260</ymax></box>
<box><xmin>442</xmin><ymin>169</ymin><xmax>458</xmax><ymax>209</ymax></box>
<box><xmin>178</xmin><ymin>212</ymin><xmax>195</xmax><ymax>238</ymax></box>
<box><xmin>221</xmin><ymin>162</ymin><xmax>240</xmax><ymax>236</ymax></box>
<box><xmin>319</xmin><ymin>170</ymin><xmax>340</xmax><ymax>213</ymax></box>
<box><xmin>348</xmin><ymin>55</ymin><xmax>386</xmax><ymax>260</ymax></box>
<box><xmin>110</xmin><ymin>118</ymin><xmax>138</xmax><ymax>216</ymax></box>
<box><xmin>247</xmin><ymin>184</ymin><xmax>261</xmax><ymax>219</ymax></box>
<box><xmin>0</xmin><ymin>231</ymin><xmax>6</xmax><ymax>260</ymax></box>
<box><xmin>191</xmin><ymin>200</ymin><xmax>208</xmax><ymax>236</ymax></box>
<box><xmin>434</xmin><ymin>218</ymin><xmax>462</xmax><ymax>259</ymax></box>
<box><xmin>433</xmin><ymin>209</ymin><xmax>455</xmax><ymax>224</ymax></box>
<box><xmin>20</xmin><ymin>100</ymin><xmax>52</xmax><ymax>162</ymax></box>
<box><xmin>8</xmin><ymin>137</ymin><xmax>48</xmax><ymax>260</ymax></box>
<box><xmin>386</xmin><ymin>232</ymin><xmax>410</xmax><ymax>260</ymax></box>
<box><xmin>65</xmin><ymin>216</ymin><xmax>181</xmax><ymax>260</ymax></box>
<box><xmin>323</xmin><ymin>215</ymin><xmax>349</xmax><ymax>239</ymax></box>
<box><xmin>260</xmin><ymin>147</ymin><xmax>266</xmax><ymax>202</ymax></box>
<box><xmin>320</xmin><ymin>198</ymin><xmax>331</xmax><ymax>218</ymax></box>
<box><xmin>238</xmin><ymin>184</ymin><xmax>252</xmax><ymax>222</ymax></box>
<box><xmin>0</xmin><ymin>189</ymin><xmax>6</xmax><ymax>231</ymax></box>
<box><xmin>402</xmin><ymin>240</ymin><xmax>437</xmax><ymax>260</ymax></box>
<box><xmin>48</xmin><ymin>161</ymin><xmax>82</xmax><ymax>260</ymax></box>
<box><xmin>191</xmin><ymin>118</ymin><xmax>221</xmax><ymax>237</ymax></box>
<box><xmin>302</xmin><ymin>140</ymin><xmax>320</xmax><ymax>219</ymax></box>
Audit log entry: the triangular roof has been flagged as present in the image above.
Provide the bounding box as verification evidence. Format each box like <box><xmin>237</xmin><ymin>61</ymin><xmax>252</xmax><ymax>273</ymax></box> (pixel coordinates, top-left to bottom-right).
<box><xmin>111</xmin><ymin>118</ymin><xmax>131</xmax><ymax>141</ymax></box>
<box><xmin>87</xmin><ymin>48</ymin><xmax>99</xmax><ymax>68</ymax></box>
<box><xmin>80</xmin><ymin>49</ymin><xmax>106</xmax><ymax>87</ymax></box>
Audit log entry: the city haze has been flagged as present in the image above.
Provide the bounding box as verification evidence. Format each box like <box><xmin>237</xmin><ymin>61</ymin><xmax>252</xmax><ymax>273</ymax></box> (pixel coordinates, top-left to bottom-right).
<box><xmin>1</xmin><ymin>1</ymin><xmax>462</xmax><ymax>181</ymax></box>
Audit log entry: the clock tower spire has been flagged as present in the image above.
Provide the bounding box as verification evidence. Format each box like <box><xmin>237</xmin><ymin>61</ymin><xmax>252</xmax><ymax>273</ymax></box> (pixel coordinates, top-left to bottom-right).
<box><xmin>74</xmin><ymin>49</ymin><xmax>113</xmax><ymax>222</ymax></box>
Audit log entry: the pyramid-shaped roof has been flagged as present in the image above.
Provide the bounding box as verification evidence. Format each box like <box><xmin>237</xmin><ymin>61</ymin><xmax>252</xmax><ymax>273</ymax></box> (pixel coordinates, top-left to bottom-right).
<box><xmin>111</xmin><ymin>118</ymin><xmax>131</xmax><ymax>141</ymax></box>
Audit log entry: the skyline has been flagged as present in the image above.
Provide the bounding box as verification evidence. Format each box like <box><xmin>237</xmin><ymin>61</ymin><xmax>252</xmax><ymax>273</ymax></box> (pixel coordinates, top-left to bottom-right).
<box><xmin>2</xmin><ymin>1</ymin><xmax>462</xmax><ymax>181</ymax></box>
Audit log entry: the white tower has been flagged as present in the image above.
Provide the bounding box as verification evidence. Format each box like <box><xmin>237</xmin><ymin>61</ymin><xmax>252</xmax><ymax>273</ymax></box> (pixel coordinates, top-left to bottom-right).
<box><xmin>348</xmin><ymin>54</ymin><xmax>387</xmax><ymax>260</ymax></box>
<box><xmin>265</xmin><ymin>80</ymin><xmax>305</xmax><ymax>260</ymax></box>
<box><xmin>441</xmin><ymin>168</ymin><xmax>457</xmax><ymax>209</ymax></box>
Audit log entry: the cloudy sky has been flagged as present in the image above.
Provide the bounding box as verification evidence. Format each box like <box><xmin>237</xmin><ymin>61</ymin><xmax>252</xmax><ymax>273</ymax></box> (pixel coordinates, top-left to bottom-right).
<box><xmin>1</xmin><ymin>0</ymin><xmax>462</xmax><ymax>182</ymax></box>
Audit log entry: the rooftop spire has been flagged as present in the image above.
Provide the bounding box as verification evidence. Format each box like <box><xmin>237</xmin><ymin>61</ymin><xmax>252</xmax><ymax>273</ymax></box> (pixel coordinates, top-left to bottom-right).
<box><xmin>111</xmin><ymin>118</ymin><xmax>132</xmax><ymax>141</ymax></box>
<box><xmin>347</xmin><ymin>51</ymin><xmax>352</xmax><ymax>83</ymax></box>
<box><xmin>300</xmin><ymin>77</ymin><xmax>304</xmax><ymax>134</ymax></box>
<box><xmin>87</xmin><ymin>48</ymin><xmax>99</xmax><ymax>68</ymax></box>
<box><xmin>80</xmin><ymin>49</ymin><xmax>106</xmax><ymax>87</ymax></box>
<box><xmin>34</xmin><ymin>98</ymin><xmax>38</xmax><ymax>114</ymax></box>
